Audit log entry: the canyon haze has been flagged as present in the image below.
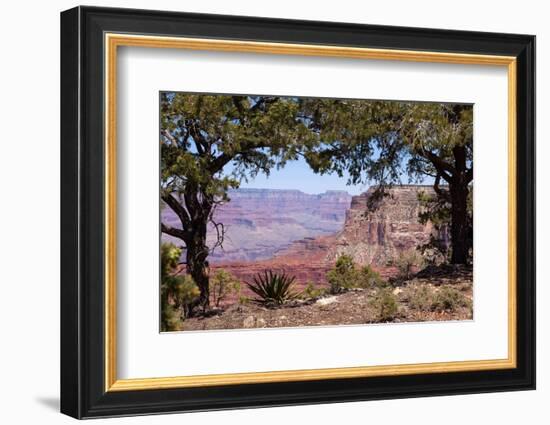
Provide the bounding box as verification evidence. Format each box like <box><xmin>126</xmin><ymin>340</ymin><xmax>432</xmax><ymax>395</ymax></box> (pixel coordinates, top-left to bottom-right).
<box><xmin>162</xmin><ymin>186</ymin><xmax>445</xmax><ymax>285</ymax></box>
<box><xmin>162</xmin><ymin>188</ymin><xmax>353</xmax><ymax>263</ymax></box>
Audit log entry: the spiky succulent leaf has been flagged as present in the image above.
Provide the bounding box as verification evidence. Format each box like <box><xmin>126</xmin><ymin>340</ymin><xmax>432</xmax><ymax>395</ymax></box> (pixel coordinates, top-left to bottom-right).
<box><xmin>245</xmin><ymin>270</ymin><xmax>298</xmax><ymax>306</ymax></box>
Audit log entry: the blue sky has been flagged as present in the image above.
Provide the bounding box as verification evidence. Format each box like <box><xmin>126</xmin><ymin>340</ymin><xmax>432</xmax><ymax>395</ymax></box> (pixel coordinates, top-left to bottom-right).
<box><xmin>231</xmin><ymin>155</ymin><xmax>433</xmax><ymax>195</ymax></box>
<box><xmin>233</xmin><ymin>156</ymin><xmax>368</xmax><ymax>195</ymax></box>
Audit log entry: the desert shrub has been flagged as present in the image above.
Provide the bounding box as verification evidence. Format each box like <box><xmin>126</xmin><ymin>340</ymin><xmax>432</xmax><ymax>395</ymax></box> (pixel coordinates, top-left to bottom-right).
<box><xmin>161</xmin><ymin>303</ymin><xmax>181</xmax><ymax>332</ymax></box>
<box><xmin>301</xmin><ymin>281</ymin><xmax>328</xmax><ymax>299</ymax></box>
<box><xmin>210</xmin><ymin>269</ymin><xmax>240</xmax><ymax>307</ymax></box>
<box><xmin>432</xmin><ymin>286</ymin><xmax>471</xmax><ymax>312</ymax></box>
<box><xmin>328</xmin><ymin>255</ymin><xmax>387</xmax><ymax>293</ymax></box>
<box><xmin>369</xmin><ymin>287</ymin><xmax>399</xmax><ymax>322</ymax></box>
<box><xmin>245</xmin><ymin>270</ymin><xmax>298</xmax><ymax>306</ymax></box>
<box><xmin>238</xmin><ymin>295</ymin><xmax>251</xmax><ymax>305</ymax></box>
<box><xmin>174</xmin><ymin>274</ymin><xmax>201</xmax><ymax>318</ymax></box>
<box><xmin>160</xmin><ymin>243</ymin><xmax>200</xmax><ymax>331</ymax></box>
<box><xmin>160</xmin><ymin>243</ymin><xmax>183</xmax><ymax>331</ymax></box>
<box><xmin>401</xmin><ymin>284</ymin><xmax>434</xmax><ymax>311</ymax></box>
<box><xmin>357</xmin><ymin>265</ymin><xmax>386</xmax><ymax>288</ymax></box>
<box><xmin>393</xmin><ymin>249</ymin><xmax>425</xmax><ymax>281</ymax></box>
<box><xmin>161</xmin><ymin>242</ymin><xmax>181</xmax><ymax>278</ymax></box>
<box><xmin>327</xmin><ymin>255</ymin><xmax>356</xmax><ymax>293</ymax></box>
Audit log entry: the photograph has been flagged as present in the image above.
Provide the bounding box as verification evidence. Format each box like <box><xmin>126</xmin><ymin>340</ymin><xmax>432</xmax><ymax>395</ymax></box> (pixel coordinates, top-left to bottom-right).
<box><xmin>159</xmin><ymin>93</ymin><xmax>474</xmax><ymax>332</ymax></box>
<box><xmin>57</xmin><ymin>4</ymin><xmax>536</xmax><ymax>419</ymax></box>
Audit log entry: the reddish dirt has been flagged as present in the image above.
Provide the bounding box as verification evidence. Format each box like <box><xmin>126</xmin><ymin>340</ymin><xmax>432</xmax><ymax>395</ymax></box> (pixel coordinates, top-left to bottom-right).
<box><xmin>175</xmin><ymin>257</ymin><xmax>403</xmax><ymax>306</ymax></box>
<box><xmin>178</xmin><ymin>266</ymin><xmax>473</xmax><ymax>331</ymax></box>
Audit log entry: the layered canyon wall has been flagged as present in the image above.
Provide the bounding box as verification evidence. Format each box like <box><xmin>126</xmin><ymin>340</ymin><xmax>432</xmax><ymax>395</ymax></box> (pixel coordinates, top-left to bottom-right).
<box><xmin>162</xmin><ymin>188</ymin><xmax>352</xmax><ymax>262</ymax></box>
<box><xmin>210</xmin><ymin>186</ymin><xmax>447</xmax><ymax>284</ymax></box>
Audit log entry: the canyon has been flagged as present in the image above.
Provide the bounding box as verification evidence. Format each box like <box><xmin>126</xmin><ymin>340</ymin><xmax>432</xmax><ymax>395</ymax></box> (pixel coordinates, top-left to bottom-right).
<box><xmin>162</xmin><ymin>188</ymin><xmax>352</xmax><ymax>262</ymax></box>
<box><xmin>162</xmin><ymin>186</ymin><xmax>446</xmax><ymax>287</ymax></box>
<box><xmin>211</xmin><ymin>185</ymin><xmax>446</xmax><ymax>285</ymax></box>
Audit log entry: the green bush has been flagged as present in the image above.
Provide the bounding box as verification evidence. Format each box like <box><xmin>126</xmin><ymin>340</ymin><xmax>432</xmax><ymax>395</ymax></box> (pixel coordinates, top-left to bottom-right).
<box><xmin>369</xmin><ymin>287</ymin><xmax>399</xmax><ymax>322</ymax></box>
<box><xmin>210</xmin><ymin>269</ymin><xmax>240</xmax><ymax>307</ymax></box>
<box><xmin>161</xmin><ymin>303</ymin><xmax>181</xmax><ymax>332</ymax></box>
<box><xmin>357</xmin><ymin>265</ymin><xmax>386</xmax><ymax>288</ymax></box>
<box><xmin>245</xmin><ymin>270</ymin><xmax>298</xmax><ymax>306</ymax></box>
<box><xmin>301</xmin><ymin>281</ymin><xmax>327</xmax><ymax>299</ymax></box>
<box><xmin>432</xmin><ymin>286</ymin><xmax>471</xmax><ymax>312</ymax></box>
<box><xmin>401</xmin><ymin>284</ymin><xmax>434</xmax><ymax>311</ymax></box>
<box><xmin>402</xmin><ymin>284</ymin><xmax>471</xmax><ymax>314</ymax></box>
<box><xmin>160</xmin><ymin>243</ymin><xmax>200</xmax><ymax>331</ymax></box>
<box><xmin>174</xmin><ymin>274</ymin><xmax>201</xmax><ymax>318</ymax></box>
<box><xmin>327</xmin><ymin>255</ymin><xmax>386</xmax><ymax>294</ymax></box>
<box><xmin>393</xmin><ymin>249</ymin><xmax>425</xmax><ymax>281</ymax></box>
<box><xmin>327</xmin><ymin>255</ymin><xmax>356</xmax><ymax>293</ymax></box>
<box><xmin>238</xmin><ymin>295</ymin><xmax>251</xmax><ymax>305</ymax></box>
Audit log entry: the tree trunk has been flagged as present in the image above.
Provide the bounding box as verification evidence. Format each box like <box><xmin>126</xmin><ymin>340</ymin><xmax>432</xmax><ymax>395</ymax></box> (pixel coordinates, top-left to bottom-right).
<box><xmin>185</xmin><ymin>222</ymin><xmax>210</xmax><ymax>311</ymax></box>
<box><xmin>161</xmin><ymin>188</ymin><xmax>215</xmax><ymax>314</ymax></box>
<box><xmin>449</xmin><ymin>182</ymin><xmax>470</xmax><ymax>264</ymax></box>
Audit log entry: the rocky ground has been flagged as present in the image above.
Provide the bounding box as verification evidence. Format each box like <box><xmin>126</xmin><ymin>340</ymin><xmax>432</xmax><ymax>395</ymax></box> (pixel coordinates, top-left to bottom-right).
<box><xmin>179</xmin><ymin>266</ymin><xmax>473</xmax><ymax>331</ymax></box>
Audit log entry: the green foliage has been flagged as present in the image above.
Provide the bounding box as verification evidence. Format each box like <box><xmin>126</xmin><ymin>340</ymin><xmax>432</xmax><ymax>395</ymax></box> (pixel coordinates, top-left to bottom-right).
<box><xmin>417</xmin><ymin>188</ymin><xmax>473</xmax><ymax>264</ymax></box>
<box><xmin>302</xmin><ymin>100</ymin><xmax>473</xmax><ymax>264</ymax></box>
<box><xmin>210</xmin><ymin>269</ymin><xmax>241</xmax><ymax>307</ymax></box>
<box><xmin>160</xmin><ymin>94</ymin><xmax>320</xmax><ymax>307</ymax></box>
<box><xmin>301</xmin><ymin>281</ymin><xmax>328</xmax><ymax>299</ymax></box>
<box><xmin>161</xmin><ymin>242</ymin><xmax>182</xmax><ymax>280</ymax></box>
<box><xmin>357</xmin><ymin>265</ymin><xmax>386</xmax><ymax>288</ymax></box>
<box><xmin>160</xmin><ymin>243</ymin><xmax>200</xmax><ymax>331</ymax></box>
<box><xmin>327</xmin><ymin>255</ymin><xmax>386</xmax><ymax>293</ymax></box>
<box><xmin>327</xmin><ymin>255</ymin><xmax>356</xmax><ymax>293</ymax></box>
<box><xmin>432</xmin><ymin>286</ymin><xmax>471</xmax><ymax>312</ymax></box>
<box><xmin>401</xmin><ymin>283</ymin><xmax>471</xmax><ymax>314</ymax></box>
<box><xmin>245</xmin><ymin>270</ymin><xmax>298</xmax><ymax>306</ymax></box>
<box><xmin>238</xmin><ymin>295</ymin><xmax>251</xmax><ymax>305</ymax></box>
<box><xmin>393</xmin><ymin>249</ymin><xmax>425</xmax><ymax>281</ymax></box>
<box><xmin>369</xmin><ymin>288</ymin><xmax>399</xmax><ymax>322</ymax></box>
<box><xmin>174</xmin><ymin>275</ymin><xmax>201</xmax><ymax>317</ymax></box>
<box><xmin>418</xmin><ymin>190</ymin><xmax>451</xmax><ymax>228</ymax></box>
<box><xmin>302</xmin><ymin>101</ymin><xmax>472</xmax><ymax>187</ymax></box>
<box><xmin>401</xmin><ymin>284</ymin><xmax>434</xmax><ymax>312</ymax></box>
<box><xmin>160</xmin><ymin>94</ymin><xmax>475</xmax><ymax>316</ymax></box>
<box><xmin>161</xmin><ymin>303</ymin><xmax>181</xmax><ymax>332</ymax></box>
<box><xmin>161</xmin><ymin>94</ymin><xmax>317</xmax><ymax>201</ymax></box>
<box><xmin>160</xmin><ymin>243</ymin><xmax>183</xmax><ymax>331</ymax></box>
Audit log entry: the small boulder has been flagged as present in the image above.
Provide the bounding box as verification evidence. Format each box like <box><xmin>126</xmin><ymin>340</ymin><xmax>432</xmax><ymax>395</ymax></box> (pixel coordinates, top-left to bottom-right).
<box><xmin>243</xmin><ymin>316</ymin><xmax>256</xmax><ymax>328</ymax></box>
<box><xmin>316</xmin><ymin>296</ymin><xmax>338</xmax><ymax>306</ymax></box>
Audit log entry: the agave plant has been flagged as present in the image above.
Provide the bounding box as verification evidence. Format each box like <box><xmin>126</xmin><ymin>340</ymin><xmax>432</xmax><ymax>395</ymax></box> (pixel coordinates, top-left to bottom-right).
<box><xmin>245</xmin><ymin>270</ymin><xmax>298</xmax><ymax>306</ymax></box>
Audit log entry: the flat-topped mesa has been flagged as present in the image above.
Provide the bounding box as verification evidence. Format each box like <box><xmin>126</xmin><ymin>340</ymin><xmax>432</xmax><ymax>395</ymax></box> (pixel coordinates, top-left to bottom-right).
<box><xmin>329</xmin><ymin>185</ymin><xmax>448</xmax><ymax>265</ymax></box>
<box><xmin>273</xmin><ymin>185</ymin><xmax>449</xmax><ymax>270</ymax></box>
<box><xmin>347</xmin><ymin>185</ymin><xmax>437</xmax><ymax>225</ymax></box>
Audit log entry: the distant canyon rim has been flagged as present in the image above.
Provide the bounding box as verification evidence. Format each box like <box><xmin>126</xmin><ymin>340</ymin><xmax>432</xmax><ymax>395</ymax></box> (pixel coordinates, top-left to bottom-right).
<box><xmin>162</xmin><ymin>185</ymin><xmax>447</xmax><ymax>286</ymax></box>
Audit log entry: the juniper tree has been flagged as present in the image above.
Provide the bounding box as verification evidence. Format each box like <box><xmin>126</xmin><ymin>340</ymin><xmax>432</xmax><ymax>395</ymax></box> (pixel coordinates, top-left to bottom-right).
<box><xmin>302</xmin><ymin>100</ymin><xmax>473</xmax><ymax>264</ymax></box>
<box><xmin>160</xmin><ymin>93</ymin><xmax>313</xmax><ymax>311</ymax></box>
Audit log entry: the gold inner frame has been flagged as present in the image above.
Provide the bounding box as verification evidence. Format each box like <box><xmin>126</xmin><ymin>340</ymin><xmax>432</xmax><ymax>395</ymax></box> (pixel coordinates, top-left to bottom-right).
<box><xmin>104</xmin><ymin>33</ymin><xmax>517</xmax><ymax>392</ymax></box>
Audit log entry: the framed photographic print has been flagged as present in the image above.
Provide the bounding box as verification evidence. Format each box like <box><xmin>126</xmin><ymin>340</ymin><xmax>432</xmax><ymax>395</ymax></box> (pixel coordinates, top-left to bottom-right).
<box><xmin>60</xmin><ymin>6</ymin><xmax>535</xmax><ymax>419</ymax></box>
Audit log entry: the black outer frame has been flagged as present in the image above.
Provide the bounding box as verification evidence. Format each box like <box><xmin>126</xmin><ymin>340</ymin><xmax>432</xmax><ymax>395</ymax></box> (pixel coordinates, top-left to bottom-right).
<box><xmin>60</xmin><ymin>5</ymin><xmax>536</xmax><ymax>419</ymax></box>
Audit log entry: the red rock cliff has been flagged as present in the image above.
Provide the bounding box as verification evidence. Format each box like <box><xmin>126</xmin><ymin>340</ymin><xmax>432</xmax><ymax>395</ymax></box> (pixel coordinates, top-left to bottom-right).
<box><xmin>215</xmin><ymin>185</ymin><xmax>447</xmax><ymax>285</ymax></box>
<box><xmin>326</xmin><ymin>185</ymin><xmax>447</xmax><ymax>265</ymax></box>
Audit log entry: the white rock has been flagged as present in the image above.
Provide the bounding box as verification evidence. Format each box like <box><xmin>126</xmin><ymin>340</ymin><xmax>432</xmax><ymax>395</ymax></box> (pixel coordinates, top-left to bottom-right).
<box><xmin>243</xmin><ymin>316</ymin><xmax>256</xmax><ymax>328</ymax></box>
<box><xmin>316</xmin><ymin>296</ymin><xmax>338</xmax><ymax>306</ymax></box>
